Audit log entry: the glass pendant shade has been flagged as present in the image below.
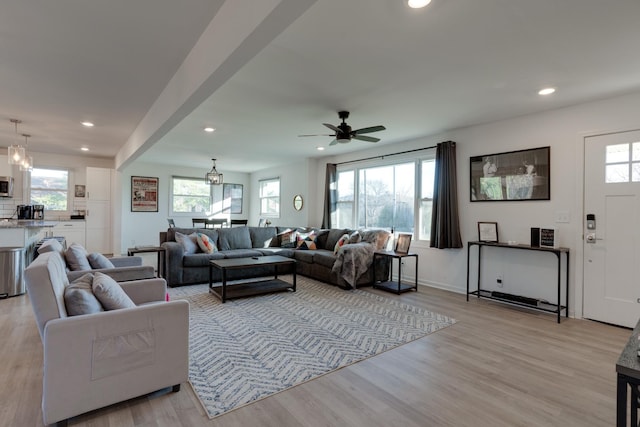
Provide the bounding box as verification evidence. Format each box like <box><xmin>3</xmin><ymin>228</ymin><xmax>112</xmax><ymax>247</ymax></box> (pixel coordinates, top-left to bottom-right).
<box><xmin>8</xmin><ymin>145</ymin><xmax>25</xmax><ymax>165</ymax></box>
<box><xmin>20</xmin><ymin>154</ymin><xmax>33</xmax><ymax>172</ymax></box>
<box><xmin>205</xmin><ymin>158</ymin><xmax>223</xmax><ymax>185</ymax></box>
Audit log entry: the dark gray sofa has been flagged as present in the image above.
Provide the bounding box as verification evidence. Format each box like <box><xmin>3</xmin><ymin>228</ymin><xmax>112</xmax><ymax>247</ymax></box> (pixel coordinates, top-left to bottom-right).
<box><xmin>160</xmin><ymin>226</ymin><xmax>390</xmax><ymax>288</ymax></box>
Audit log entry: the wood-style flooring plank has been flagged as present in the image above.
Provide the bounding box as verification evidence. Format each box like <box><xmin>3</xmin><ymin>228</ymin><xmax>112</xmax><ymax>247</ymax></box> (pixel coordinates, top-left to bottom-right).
<box><xmin>0</xmin><ymin>284</ymin><xmax>631</xmax><ymax>426</ymax></box>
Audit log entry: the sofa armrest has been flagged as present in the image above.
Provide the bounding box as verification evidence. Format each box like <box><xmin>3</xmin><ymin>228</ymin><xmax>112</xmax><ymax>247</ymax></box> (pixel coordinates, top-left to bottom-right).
<box><xmin>41</xmin><ymin>300</ymin><xmax>189</xmax><ymax>425</ymax></box>
<box><xmin>120</xmin><ymin>278</ymin><xmax>167</xmax><ymax>304</ymax></box>
<box><xmin>110</xmin><ymin>256</ymin><xmax>143</xmax><ymax>267</ymax></box>
<box><xmin>66</xmin><ymin>265</ymin><xmax>155</xmax><ymax>283</ymax></box>
<box><xmin>161</xmin><ymin>241</ymin><xmax>185</xmax><ymax>286</ymax></box>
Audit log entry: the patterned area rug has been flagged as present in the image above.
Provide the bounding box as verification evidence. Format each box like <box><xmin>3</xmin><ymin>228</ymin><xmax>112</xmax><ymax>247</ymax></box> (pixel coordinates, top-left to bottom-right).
<box><xmin>168</xmin><ymin>276</ymin><xmax>455</xmax><ymax>418</ymax></box>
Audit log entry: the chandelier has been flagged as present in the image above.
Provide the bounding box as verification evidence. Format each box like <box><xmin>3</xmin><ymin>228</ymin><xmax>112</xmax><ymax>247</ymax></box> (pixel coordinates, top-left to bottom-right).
<box><xmin>7</xmin><ymin>119</ymin><xmax>25</xmax><ymax>165</ymax></box>
<box><xmin>205</xmin><ymin>158</ymin><xmax>223</xmax><ymax>185</ymax></box>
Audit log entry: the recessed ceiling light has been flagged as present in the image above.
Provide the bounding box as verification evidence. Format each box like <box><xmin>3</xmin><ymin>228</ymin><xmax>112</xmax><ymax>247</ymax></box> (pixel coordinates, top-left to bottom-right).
<box><xmin>81</xmin><ymin>147</ymin><xmax>89</xmax><ymax>152</ymax></box>
<box><xmin>204</xmin><ymin>127</ymin><xmax>215</xmax><ymax>132</ymax></box>
<box><xmin>538</xmin><ymin>87</ymin><xmax>556</xmax><ymax>96</ymax></box>
<box><xmin>407</xmin><ymin>0</ymin><xmax>432</xmax><ymax>8</ymax></box>
<box><xmin>81</xmin><ymin>121</ymin><xmax>94</xmax><ymax>127</ymax></box>
<box><xmin>317</xmin><ymin>146</ymin><xmax>325</xmax><ymax>151</ymax></box>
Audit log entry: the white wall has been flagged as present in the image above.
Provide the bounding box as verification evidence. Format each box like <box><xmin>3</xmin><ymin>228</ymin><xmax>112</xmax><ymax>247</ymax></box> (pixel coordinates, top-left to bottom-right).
<box><xmin>118</xmin><ymin>162</ymin><xmax>250</xmax><ymax>253</ymax></box>
<box><xmin>249</xmin><ymin>158</ymin><xmax>318</xmax><ymax>228</ymax></box>
<box><xmin>313</xmin><ymin>90</ymin><xmax>640</xmax><ymax>318</ymax></box>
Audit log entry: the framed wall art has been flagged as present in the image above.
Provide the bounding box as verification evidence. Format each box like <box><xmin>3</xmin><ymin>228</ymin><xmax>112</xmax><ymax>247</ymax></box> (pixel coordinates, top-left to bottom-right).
<box><xmin>470</xmin><ymin>146</ymin><xmax>550</xmax><ymax>201</ymax></box>
<box><xmin>131</xmin><ymin>176</ymin><xmax>158</xmax><ymax>212</ymax></box>
<box><xmin>222</xmin><ymin>183</ymin><xmax>243</xmax><ymax>214</ymax></box>
<box><xmin>74</xmin><ymin>184</ymin><xmax>86</xmax><ymax>198</ymax></box>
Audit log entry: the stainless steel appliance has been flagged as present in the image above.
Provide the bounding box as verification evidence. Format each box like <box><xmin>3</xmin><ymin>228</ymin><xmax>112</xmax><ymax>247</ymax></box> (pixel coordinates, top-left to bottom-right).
<box><xmin>32</xmin><ymin>205</ymin><xmax>44</xmax><ymax>220</ymax></box>
<box><xmin>0</xmin><ymin>176</ymin><xmax>13</xmax><ymax>198</ymax></box>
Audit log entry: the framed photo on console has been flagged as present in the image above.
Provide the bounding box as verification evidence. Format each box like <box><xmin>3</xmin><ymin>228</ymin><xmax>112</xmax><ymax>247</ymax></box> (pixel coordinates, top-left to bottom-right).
<box><xmin>395</xmin><ymin>234</ymin><xmax>412</xmax><ymax>253</ymax></box>
<box><xmin>478</xmin><ymin>222</ymin><xmax>499</xmax><ymax>243</ymax></box>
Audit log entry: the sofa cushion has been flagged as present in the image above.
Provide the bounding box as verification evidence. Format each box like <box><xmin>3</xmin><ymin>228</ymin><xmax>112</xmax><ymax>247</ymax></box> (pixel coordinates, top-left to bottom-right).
<box><xmin>293</xmin><ymin>250</ymin><xmax>315</xmax><ymax>264</ymax></box>
<box><xmin>217</xmin><ymin>227</ymin><xmax>252</xmax><ymax>251</ymax></box>
<box><xmin>222</xmin><ymin>249</ymin><xmax>264</xmax><ymax>259</ymax></box>
<box><xmin>196</xmin><ymin>232</ymin><xmax>217</xmax><ymax>254</ymax></box>
<box><xmin>175</xmin><ymin>231</ymin><xmax>199</xmax><ymax>254</ymax></box>
<box><xmin>38</xmin><ymin>238</ymin><xmax>65</xmax><ymax>255</ymax></box>
<box><xmin>255</xmin><ymin>248</ymin><xmax>296</xmax><ymax>257</ymax></box>
<box><xmin>92</xmin><ymin>272</ymin><xmax>136</xmax><ymax>310</ymax></box>
<box><xmin>65</xmin><ymin>243</ymin><xmax>92</xmax><ymax>271</ymax></box>
<box><xmin>64</xmin><ymin>273</ymin><xmax>104</xmax><ymax>316</ymax></box>
<box><xmin>325</xmin><ymin>229</ymin><xmax>350</xmax><ymax>252</ymax></box>
<box><xmin>313</xmin><ymin>229</ymin><xmax>330</xmax><ymax>250</ymax></box>
<box><xmin>88</xmin><ymin>252</ymin><xmax>115</xmax><ymax>269</ymax></box>
<box><xmin>250</xmin><ymin>227</ymin><xmax>278</xmax><ymax>248</ymax></box>
<box><xmin>183</xmin><ymin>253</ymin><xmax>226</xmax><ymax>267</ymax></box>
<box><xmin>313</xmin><ymin>250</ymin><xmax>337</xmax><ymax>269</ymax></box>
<box><xmin>334</xmin><ymin>233</ymin><xmax>350</xmax><ymax>254</ymax></box>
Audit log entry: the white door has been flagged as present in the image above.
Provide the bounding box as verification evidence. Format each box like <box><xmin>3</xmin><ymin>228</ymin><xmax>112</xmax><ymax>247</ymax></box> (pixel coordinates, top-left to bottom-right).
<box><xmin>583</xmin><ymin>130</ymin><xmax>640</xmax><ymax>327</ymax></box>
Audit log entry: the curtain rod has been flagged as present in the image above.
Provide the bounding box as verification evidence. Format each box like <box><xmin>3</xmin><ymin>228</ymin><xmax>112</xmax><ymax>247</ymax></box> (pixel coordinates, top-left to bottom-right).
<box><xmin>335</xmin><ymin>144</ymin><xmax>439</xmax><ymax>166</ymax></box>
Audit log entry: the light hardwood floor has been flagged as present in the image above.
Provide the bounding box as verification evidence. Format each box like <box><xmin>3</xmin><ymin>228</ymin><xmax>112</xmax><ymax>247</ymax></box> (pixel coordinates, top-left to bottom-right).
<box><xmin>1</xmin><ymin>284</ymin><xmax>631</xmax><ymax>427</ymax></box>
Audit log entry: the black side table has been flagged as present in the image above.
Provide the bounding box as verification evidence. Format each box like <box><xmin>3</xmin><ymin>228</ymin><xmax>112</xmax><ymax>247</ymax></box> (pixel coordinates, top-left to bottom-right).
<box><xmin>372</xmin><ymin>250</ymin><xmax>418</xmax><ymax>294</ymax></box>
<box><xmin>127</xmin><ymin>246</ymin><xmax>166</xmax><ymax>278</ymax></box>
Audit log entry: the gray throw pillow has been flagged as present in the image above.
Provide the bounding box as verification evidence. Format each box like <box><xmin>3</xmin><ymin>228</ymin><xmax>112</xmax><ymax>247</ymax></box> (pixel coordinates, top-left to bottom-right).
<box><xmin>64</xmin><ymin>273</ymin><xmax>104</xmax><ymax>316</ymax></box>
<box><xmin>175</xmin><ymin>231</ymin><xmax>199</xmax><ymax>254</ymax></box>
<box><xmin>65</xmin><ymin>243</ymin><xmax>92</xmax><ymax>271</ymax></box>
<box><xmin>38</xmin><ymin>238</ymin><xmax>65</xmax><ymax>255</ymax></box>
<box><xmin>88</xmin><ymin>252</ymin><xmax>115</xmax><ymax>269</ymax></box>
<box><xmin>92</xmin><ymin>272</ymin><xmax>136</xmax><ymax>310</ymax></box>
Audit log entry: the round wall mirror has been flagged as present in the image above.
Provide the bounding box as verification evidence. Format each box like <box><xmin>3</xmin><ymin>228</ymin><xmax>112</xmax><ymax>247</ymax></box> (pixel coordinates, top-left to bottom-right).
<box><xmin>293</xmin><ymin>194</ymin><xmax>303</xmax><ymax>211</ymax></box>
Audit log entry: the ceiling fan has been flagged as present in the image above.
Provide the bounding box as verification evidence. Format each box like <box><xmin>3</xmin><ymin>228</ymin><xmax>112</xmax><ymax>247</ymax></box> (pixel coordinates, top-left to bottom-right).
<box><xmin>299</xmin><ymin>111</ymin><xmax>386</xmax><ymax>146</ymax></box>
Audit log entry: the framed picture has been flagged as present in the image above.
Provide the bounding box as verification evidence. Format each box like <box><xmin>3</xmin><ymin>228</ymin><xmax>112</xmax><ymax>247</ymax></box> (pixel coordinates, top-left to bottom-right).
<box><xmin>131</xmin><ymin>176</ymin><xmax>158</xmax><ymax>212</ymax></box>
<box><xmin>478</xmin><ymin>222</ymin><xmax>499</xmax><ymax>242</ymax></box>
<box><xmin>470</xmin><ymin>146</ymin><xmax>550</xmax><ymax>201</ymax></box>
<box><xmin>539</xmin><ymin>227</ymin><xmax>559</xmax><ymax>248</ymax></box>
<box><xmin>222</xmin><ymin>183</ymin><xmax>243</xmax><ymax>214</ymax></box>
<box><xmin>395</xmin><ymin>234</ymin><xmax>412</xmax><ymax>253</ymax></box>
<box><xmin>74</xmin><ymin>184</ymin><xmax>86</xmax><ymax>198</ymax></box>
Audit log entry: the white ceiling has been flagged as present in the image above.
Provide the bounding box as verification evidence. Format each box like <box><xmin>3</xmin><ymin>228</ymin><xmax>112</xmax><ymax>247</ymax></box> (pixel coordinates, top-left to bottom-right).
<box><xmin>3</xmin><ymin>0</ymin><xmax>640</xmax><ymax>173</ymax></box>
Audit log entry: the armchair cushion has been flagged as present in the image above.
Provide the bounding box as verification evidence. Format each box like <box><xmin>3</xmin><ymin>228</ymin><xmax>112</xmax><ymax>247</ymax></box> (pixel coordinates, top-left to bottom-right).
<box><xmin>88</xmin><ymin>252</ymin><xmax>115</xmax><ymax>269</ymax></box>
<box><xmin>64</xmin><ymin>273</ymin><xmax>104</xmax><ymax>316</ymax></box>
<box><xmin>38</xmin><ymin>238</ymin><xmax>65</xmax><ymax>255</ymax></box>
<box><xmin>65</xmin><ymin>243</ymin><xmax>92</xmax><ymax>271</ymax></box>
<box><xmin>92</xmin><ymin>272</ymin><xmax>136</xmax><ymax>310</ymax></box>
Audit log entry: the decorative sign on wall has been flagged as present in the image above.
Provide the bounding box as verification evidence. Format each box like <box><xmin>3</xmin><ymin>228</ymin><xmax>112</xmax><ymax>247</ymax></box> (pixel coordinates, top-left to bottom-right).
<box><xmin>539</xmin><ymin>227</ymin><xmax>559</xmax><ymax>248</ymax></box>
<box><xmin>131</xmin><ymin>176</ymin><xmax>158</xmax><ymax>212</ymax></box>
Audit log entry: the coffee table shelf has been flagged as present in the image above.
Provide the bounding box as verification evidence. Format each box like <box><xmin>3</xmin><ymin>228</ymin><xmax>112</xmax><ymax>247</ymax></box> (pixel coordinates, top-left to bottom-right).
<box><xmin>209</xmin><ymin>255</ymin><xmax>296</xmax><ymax>303</ymax></box>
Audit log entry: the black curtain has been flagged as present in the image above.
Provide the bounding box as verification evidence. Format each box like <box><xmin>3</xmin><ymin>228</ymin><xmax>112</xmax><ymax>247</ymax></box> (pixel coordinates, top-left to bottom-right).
<box><xmin>321</xmin><ymin>163</ymin><xmax>337</xmax><ymax>229</ymax></box>
<box><xmin>430</xmin><ymin>141</ymin><xmax>463</xmax><ymax>249</ymax></box>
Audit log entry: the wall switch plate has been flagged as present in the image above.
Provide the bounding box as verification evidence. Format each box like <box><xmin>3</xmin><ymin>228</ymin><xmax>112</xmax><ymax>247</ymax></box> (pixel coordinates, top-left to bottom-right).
<box><xmin>555</xmin><ymin>211</ymin><xmax>570</xmax><ymax>223</ymax></box>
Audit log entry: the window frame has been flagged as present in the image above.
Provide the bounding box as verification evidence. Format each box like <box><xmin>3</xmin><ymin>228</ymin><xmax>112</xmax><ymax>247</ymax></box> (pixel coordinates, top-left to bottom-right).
<box><xmin>259</xmin><ymin>177</ymin><xmax>280</xmax><ymax>218</ymax></box>
<box><xmin>335</xmin><ymin>149</ymin><xmax>436</xmax><ymax>242</ymax></box>
<box><xmin>169</xmin><ymin>175</ymin><xmax>213</xmax><ymax>216</ymax></box>
<box><xmin>30</xmin><ymin>167</ymin><xmax>70</xmax><ymax>212</ymax></box>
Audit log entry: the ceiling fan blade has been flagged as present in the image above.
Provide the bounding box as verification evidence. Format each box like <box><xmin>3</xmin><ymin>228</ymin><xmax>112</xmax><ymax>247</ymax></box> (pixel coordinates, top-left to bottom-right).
<box><xmin>323</xmin><ymin>123</ymin><xmax>341</xmax><ymax>133</ymax></box>
<box><xmin>329</xmin><ymin>139</ymin><xmax>338</xmax><ymax>146</ymax></box>
<box><xmin>298</xmin><ymin>134</ymin><xmax>334</xmax><ymax>137</ymax></box>
<box><xmin>353</xmin><ymin>125</ymin><xmax>386</xmax><ymax>135</ymax></box>
<box><xmin>353</xmin><ymin>135</ymin><xmax>380</xmax><ymax>143</ymax></box>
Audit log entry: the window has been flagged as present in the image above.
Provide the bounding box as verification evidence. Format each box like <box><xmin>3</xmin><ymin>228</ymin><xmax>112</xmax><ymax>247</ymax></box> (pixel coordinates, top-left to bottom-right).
<box><xmin>171</xmin><ymin>176</ymin><xmax>212</xmax><ymax>214</ymax></box>
<box><xmin>605</xmin><ymin>142</ymin><xmax>640</xmax><ymax>183</ymax></box>
<box><xmin>335</xmin><ymin>150</ymin><xmax>436</xmax><ymax>241</ymax></box>
<box><xmin>31</xmin><ymin>168</ymin><xmax>69</xmax><ymax>211</ymax></box>
<box><xmin>259</xmin><ymin>178</ymin><xmax>280</xmax><ymax>217</ymax></box>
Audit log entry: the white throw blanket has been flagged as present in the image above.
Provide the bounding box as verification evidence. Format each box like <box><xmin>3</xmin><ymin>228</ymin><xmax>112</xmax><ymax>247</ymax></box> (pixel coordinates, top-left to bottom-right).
<box><xmin>331</xmin><ymin>242</ymin><xmax>375</xmax><ymax>288</ymax></box>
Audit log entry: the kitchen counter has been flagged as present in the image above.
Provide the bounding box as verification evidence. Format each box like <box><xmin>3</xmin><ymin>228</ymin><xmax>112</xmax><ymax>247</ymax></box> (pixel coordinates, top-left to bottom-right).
<box><xmin>0</xmin><ymin>219</ymin><xmax>58</xmax><ymax>229</ymax></box>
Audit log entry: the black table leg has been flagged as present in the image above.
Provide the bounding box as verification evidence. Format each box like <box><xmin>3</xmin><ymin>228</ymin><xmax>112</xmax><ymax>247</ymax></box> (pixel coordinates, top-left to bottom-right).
<box><xmin>618</xmin><ymin>373</ymin><xmax>628</xmax><ymax>427</ymax></box>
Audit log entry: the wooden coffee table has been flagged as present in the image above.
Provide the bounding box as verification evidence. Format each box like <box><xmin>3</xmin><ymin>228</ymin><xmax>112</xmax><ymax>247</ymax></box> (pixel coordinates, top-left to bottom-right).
<box><xmin>208</xmin><ymin>255</ymin><xmax>296</xmax><ymax>303</ymax></box>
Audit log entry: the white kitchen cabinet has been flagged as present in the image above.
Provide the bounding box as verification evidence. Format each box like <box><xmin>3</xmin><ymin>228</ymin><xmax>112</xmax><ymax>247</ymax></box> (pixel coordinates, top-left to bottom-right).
<box><xmin>53</xmin><ymin>221</ymin><xmax>86</xmax><ymax>247</ymax></box>
<box><xmin>86</xmin><ymin>167</ymin><xmax>112</xmax><ymax>253</ymax></box>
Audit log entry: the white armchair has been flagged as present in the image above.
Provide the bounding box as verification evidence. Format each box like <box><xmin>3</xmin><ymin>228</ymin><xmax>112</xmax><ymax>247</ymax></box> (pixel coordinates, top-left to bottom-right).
<box><xmin>25</xmin><ymin>251</ymin><xmax>189</xmax><ymax>426</ymax></box>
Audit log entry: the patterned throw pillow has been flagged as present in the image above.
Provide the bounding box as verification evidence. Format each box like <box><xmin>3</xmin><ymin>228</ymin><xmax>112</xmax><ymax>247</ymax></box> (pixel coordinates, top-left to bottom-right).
<box><xmin>196</xmin><ymin>232</ymin><xmax>217</xmax><ymax>254</ymax></box>
<box><xmin>333</xmin><ymin>233</ymin><xmax>350</xmax><ymax>254</ymax></box>
<box><xmin>296</xmin><ymin>232</ymin><xmax>317</xmax><ymax>250</ymax></box>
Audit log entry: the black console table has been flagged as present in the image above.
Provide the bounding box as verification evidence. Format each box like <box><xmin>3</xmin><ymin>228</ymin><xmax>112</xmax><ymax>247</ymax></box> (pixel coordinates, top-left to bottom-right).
<box><xmin>466</xmin><ymin>241</ymin><xmax>569</xmax><ymax>323</ymax></box>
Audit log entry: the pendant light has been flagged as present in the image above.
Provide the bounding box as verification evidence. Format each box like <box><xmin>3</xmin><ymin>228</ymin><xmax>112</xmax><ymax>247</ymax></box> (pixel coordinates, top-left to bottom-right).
<box><xmin>7</xmin><ymin>119</ymin><xmax>25</xmax><ymax>165</ymax></box>
<box><xmin>205</xmin><ymin>158</ymin><xmax>223</xmax><ymax>185</ymax></box>
<box><xmin>19</xmin><ymin>134</ymin><xmax>33</xmax><ymax>172</ymax></box>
